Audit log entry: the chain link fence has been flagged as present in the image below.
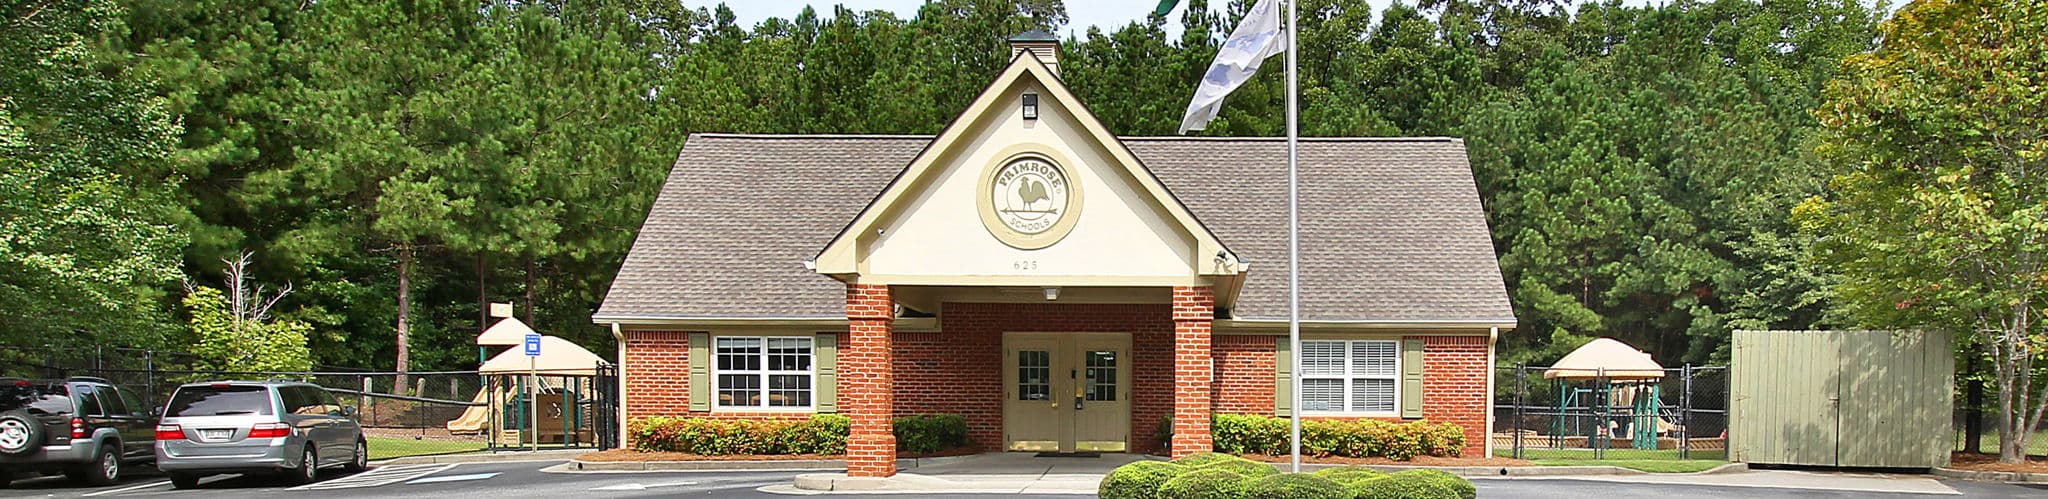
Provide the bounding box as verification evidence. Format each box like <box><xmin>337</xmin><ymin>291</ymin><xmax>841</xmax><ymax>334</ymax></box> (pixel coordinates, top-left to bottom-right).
<box><xmin>0</xmin><ymin>345</ymin><xmax>617</xmax><ymax>459</ymax></box>
<box><xmin>1493</xmin><ymin>364</ymin><xmax>1728</xmax><ymax>461</ymax></box>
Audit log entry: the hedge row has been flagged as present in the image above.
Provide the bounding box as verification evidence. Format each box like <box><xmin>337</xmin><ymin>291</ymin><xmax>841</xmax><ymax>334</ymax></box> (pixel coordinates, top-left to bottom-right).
<box><xmin>627</xmin><ymin>413</ymin><xmax>970</xmax><ymax>455</ymax></box>
<box><xmin>1100</xmin><ymin>453</ymin><xmax>1475</xmax><ymax>499</ymax></box>
<box><xmin>1162</xmin><ymin>414</ymin><xmax>1467</xmax><ymax>460</ymax></box>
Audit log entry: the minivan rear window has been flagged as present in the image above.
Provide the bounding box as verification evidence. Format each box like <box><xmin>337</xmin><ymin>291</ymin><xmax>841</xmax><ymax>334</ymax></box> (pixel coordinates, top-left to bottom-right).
<box><xmin>166</xmin><ymin>386</ymin><xmax>274</xmax><ymax>417</ymax></box>
<box><xmin>0</xmin><ymin>383</ymin><xmax>73</xmax><ymax>415</ymax></box>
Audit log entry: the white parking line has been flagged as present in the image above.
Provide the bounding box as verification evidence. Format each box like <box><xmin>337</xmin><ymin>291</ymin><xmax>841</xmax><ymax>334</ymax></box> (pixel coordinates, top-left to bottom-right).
<box><xmin>289</xmin><ymin>463</ymin><xmax>457</xmax><ymax>490</ymax></box>
<box><xmin>81</xmin><ymin>480</ymin><xmax>171</xmax><ymax>497</ymax></box>
<box><xmin>405</xmin><ymin>472</ymin><xmax>499</xmax><ymax>484</ymax></box>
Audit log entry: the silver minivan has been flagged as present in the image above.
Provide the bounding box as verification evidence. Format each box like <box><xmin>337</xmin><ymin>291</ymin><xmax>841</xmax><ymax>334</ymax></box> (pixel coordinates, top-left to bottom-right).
<box><xmin>153</xmin><ymin>381</ymin><xmax>365</xmax><ymax>488</ymax></box>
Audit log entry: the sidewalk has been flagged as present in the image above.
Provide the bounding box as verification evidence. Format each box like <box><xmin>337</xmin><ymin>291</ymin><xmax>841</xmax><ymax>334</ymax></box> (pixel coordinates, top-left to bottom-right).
<box><xmin>1498</xmin><ymin>469</ymin><xmax>1961</xmax><ymax>495</ymax></box>
<box><xmin>759</xmin><ymin>453</ymin><xmax>1962</xmax><ymax>496</ymax></box>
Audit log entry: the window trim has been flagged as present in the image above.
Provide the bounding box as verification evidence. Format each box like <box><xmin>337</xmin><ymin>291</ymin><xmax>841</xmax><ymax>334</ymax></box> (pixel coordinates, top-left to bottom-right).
<box><xmin>710</xmin><ymin>335</ymin><xmax>818</xmax><ymax>412</ymax></box>
<box><xmin>1299</xmin><ymin>339</ymin><xmax>1401</xmax><ymax>416</ymax></box>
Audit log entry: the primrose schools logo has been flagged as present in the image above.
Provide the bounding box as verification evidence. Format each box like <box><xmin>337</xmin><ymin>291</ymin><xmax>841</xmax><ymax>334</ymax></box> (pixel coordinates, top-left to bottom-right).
<box><xmin>991</xmin><ymin>158</ymin><xmax>1070</xmax><ymax>234</ymax></box>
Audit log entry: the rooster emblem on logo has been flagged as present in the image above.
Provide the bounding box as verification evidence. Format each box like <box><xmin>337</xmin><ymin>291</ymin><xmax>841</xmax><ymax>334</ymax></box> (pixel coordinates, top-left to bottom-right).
<box><xmin>1016</xmin><ymin>179</ymin><xmax>1050</xmax><ymax>209</ymax></box>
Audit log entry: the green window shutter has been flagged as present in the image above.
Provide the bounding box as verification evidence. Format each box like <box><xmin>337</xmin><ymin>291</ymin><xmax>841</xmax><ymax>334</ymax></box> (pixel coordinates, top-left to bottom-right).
<box><xmin>1401</xmin><ymin>338</ymin><xmax>1425</xmax><ymax>418</ymax></box>
<box><xmin>815</xmin><ymin>333</ymin><xmax>838</xmax><ymax>413</ymax></box>
<box><xmin>688</xmin><ymin>332</ymin><xmax>711</xmax><ymax>412</ymax></box>
<box><xmin>1275</xmin><ymin>337</ymin><xmax>1293</xmax><ymax>416</ymax></box>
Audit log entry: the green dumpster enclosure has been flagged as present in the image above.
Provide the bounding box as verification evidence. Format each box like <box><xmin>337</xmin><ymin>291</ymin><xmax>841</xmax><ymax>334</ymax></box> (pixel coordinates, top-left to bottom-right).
<box><xmin>1730</xmin><ymin>330</ymin><xmax>1953</xmax><ymax>468</ymax></box>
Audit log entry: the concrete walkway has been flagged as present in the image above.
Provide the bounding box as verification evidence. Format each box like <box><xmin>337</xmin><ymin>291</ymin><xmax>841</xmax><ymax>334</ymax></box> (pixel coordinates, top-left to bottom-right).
<box><xmin>1500</xmin><ymin>469</ymin><xmax>1961</xmax><ymax>495</ymax></box>
<box><xmin>768</xmin><ymin>452</ymin><xmax>1149</xmax><ymax>495</ymax></box>
<box><xmin>764</xmin><ymin>453</ymin><xmax>1965</xmax><ymax>496</ymax></box>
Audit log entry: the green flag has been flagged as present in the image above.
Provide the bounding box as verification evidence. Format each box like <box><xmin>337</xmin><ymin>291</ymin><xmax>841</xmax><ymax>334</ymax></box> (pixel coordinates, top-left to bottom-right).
<box><xmin>1154</xmin><ymin>0</ymin><xmax>1180</xmax><ymax>17</ymax></box>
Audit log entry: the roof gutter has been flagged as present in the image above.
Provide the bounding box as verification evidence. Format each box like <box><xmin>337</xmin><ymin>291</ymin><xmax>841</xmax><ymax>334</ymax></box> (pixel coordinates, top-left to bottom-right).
<box><xmin>1217</xmin><ymin>318</ymin><xmax>1518</xmax><ymax>330</ymax></box>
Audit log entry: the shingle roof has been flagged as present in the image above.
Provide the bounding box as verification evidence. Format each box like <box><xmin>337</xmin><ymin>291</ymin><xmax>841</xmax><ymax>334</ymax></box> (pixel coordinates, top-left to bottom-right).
<box><xmin>596</xmin><ymin>134</ymin><xmax>1514</xmax><ymax>323</ymax></box>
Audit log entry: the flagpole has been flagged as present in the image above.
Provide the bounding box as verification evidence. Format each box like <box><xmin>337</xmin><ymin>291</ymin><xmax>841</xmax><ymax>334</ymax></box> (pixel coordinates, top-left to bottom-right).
<box><xmin>1284</xmin><ymin>0</ymin><xmax>1303</xmax><ymax>475</ymax></box>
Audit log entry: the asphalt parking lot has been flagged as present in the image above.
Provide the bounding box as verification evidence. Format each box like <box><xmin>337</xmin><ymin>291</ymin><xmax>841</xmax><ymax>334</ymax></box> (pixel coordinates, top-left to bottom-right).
<box><xmin>6</xmin><ymin>460</ymin><xmax>2048</xmax><ymax>498</ymax></box>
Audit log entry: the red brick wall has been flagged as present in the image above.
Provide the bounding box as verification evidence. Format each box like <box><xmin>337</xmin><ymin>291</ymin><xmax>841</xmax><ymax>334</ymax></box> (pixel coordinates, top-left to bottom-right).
<box><xmin>930</xmin><ymin>302</ymin><xmax>1175</xmax><ymax>453</ymax></box>
<box><xmin>1212</xmin><ymin>335</ymin><xmax>1275</xmax><ymax>414</ymax></box>
<box><xmin>622</xmin><ymin>331</ymin><xmax>691</xmax><ymax>422</ymax></box>
<box><xmin>1421</xmin><ymin>335</ymin><xmax>1490</xmax><ymax>457</ymax></box>
<box><xmin>1170</xmin><ymin>286</ymin><xmax>1215</xmax><ymax>458</ymax></box>
<box><xmin>844</xmin><ymin>284</ymin><xmax>897</xmax><ymax>477</ymax></box>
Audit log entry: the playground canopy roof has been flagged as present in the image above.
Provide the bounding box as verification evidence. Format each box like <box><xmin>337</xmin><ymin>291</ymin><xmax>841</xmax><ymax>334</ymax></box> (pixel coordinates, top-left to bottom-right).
<box><xmin>476</xmin><ymin>317</ymin><xmax>537</xmax><ymax>346</ymax></box>
<box><xmin>1544</xmin><ymin>338</ymin><xmax>1665</xmax><ymax>380</ymax></box>
<box><xmin>480</xmin><ymin>335</ymin><xmax>610</xmax><ymax>375</ymax></box>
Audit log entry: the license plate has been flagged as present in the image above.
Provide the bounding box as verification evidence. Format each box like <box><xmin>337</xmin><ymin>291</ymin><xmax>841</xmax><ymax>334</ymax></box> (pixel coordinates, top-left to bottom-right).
<box><xmin>201</xmin><ymin>429</ymin><xmax>232</xmax><ymax>440</ymax></box>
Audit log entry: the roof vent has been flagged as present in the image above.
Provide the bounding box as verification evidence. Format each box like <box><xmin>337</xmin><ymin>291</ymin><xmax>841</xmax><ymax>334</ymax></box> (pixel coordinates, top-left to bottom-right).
<box><xmin>1008</xmin><ymin>29</ymin><xmax>1059</xmax><ymax>77</ymax></box>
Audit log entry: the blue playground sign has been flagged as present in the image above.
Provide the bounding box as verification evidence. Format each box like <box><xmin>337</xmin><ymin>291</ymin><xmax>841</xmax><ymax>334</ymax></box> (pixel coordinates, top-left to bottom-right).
<box><xmin>524</xmin><ymin>333</ymin><xmax>542</xmax><ymax>357</ymax></box>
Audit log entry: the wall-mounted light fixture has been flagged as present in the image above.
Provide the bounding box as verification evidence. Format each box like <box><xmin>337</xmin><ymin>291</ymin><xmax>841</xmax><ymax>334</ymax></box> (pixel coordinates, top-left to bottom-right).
<box><xmin>1042</xmin><ymin>286</ymin><xmax>1060</xmax><ymax>301</ymax></box>
<box><xmin>1022</xmin><ymin>93</ymin><xmax>1039</xmax><ymax>120</ymax></box>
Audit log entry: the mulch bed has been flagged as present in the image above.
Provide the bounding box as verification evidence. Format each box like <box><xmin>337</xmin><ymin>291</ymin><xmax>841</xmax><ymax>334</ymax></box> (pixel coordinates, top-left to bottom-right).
<box><xmin>1233</xmin><ymin>453</ymin><xmax>1533</xmax><ymax>467</ymax></box>
<box><xmin>1948</xmin><ymin>452</ymin><xmax>2048</xmax><ymax>474</ymax></box>
<box><xmin>578</xmin><ymin>446</ymin><xmax>982</xmax><ymax>462</ymax></box>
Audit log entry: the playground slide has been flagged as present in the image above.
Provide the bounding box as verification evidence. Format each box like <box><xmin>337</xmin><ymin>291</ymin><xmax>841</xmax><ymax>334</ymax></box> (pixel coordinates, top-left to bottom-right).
<box><xmin>445</xmin><ymin>390</ymin><xmax>491</xmax><ymax>433</ymax></box>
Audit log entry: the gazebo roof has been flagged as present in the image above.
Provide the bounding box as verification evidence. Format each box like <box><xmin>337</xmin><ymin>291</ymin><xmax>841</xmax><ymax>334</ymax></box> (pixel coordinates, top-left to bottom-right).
<box><xmin>1544</xmin><ymin>338</ymin><xmax>1665</xmax><ymax>380</ymax></box>
<box><xmin>475</xmin><ymin>317</ymin><xmax>536</xmax><ymax>346</ymax></box>
<box><xmin>479</xmin><ymin>335</ymin><xmax>609</xmax><ymax>375</ymax></box>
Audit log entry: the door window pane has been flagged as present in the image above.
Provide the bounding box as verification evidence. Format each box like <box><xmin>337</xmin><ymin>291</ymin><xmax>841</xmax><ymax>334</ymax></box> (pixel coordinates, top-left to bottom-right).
<box><xmin>1017</xmin><ymin>350</ymin><xmax>1050</xmax><ymax>401</ymax></box>
<box><xmin>1085</xmin><ymin>350</ymin><xmax>1117</xmax><ymax>402</ymax></box>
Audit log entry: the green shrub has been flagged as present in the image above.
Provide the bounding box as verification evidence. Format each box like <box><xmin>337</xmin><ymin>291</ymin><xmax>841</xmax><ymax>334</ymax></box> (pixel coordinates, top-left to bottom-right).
<box><xmin>893</xmin><ymin>414</ymin><xmax>969</xmax><ymax>453</ymax></box>
<box><xmin>1242</xmin><ymin>473</ymin><xmax>1350</xmax><ymax>499</ymax></box>
<box><xmin>1311</xmin><ymin>465</ymin><xmax>1385</xmax><ymax>485</ymax></box>
<box><xmin>1097</xmin><ymin>461</ymin><xmax>1189</xmax><ymax>499</ymax></box>
<box><xmin>1202</xmin><ymin>414</ymin><xmax>1466</xmax><ymax>460</ymax></box>
<box><xmin>1172</xmin><ymin>452</ymin><xmax>1253</xmax><ymax>468</ymax></box>
<box><xmin>1196</xmin><ymin>458</ymin><xmax>1281</xmax><ymax>479</ymax></box>
<box><xmin>1389</xmin><ymin>469</ymin><xmax>1475</xmax><ymax>499</ymax></box>
<box><xmin>1157</xmin><ymin>468</ymin><xmax>1250</xmax><ymax>499</ymax></box>
<box><xmin>1347</xmin><ymin>474</ymin><xmax>1460</xmax><ymax>499</ymax></box>
<box><xmin>1213</xmin><ymin>413</ymin><xmax>1289</xmax><ymax>455</ymax></box>
<box><xmin>630</xmin><ymin>413</ymin><xmax>972</xmax><ymax>455</ymax></box>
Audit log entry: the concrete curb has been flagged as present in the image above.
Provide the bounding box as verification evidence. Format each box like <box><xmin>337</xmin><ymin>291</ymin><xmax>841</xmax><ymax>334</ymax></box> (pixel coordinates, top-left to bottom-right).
<box><xmin>373</xmin><ymin>448</ymin><xmax>593</xmax><ymax>466</ymax></box>
<box><xmin>1301</xmin><ymin>462</ymin><xmax>1747</xmax><ymax>478</ymax></box>
<box><xmin>557</xmin><ymin>454</ymin><xmax>980</xmax><ymax>473</ymax></box>
<box><xmin>1932</xmin><ymin>467</ymin><xmax>2048</xmax><ymax>483</ymax></box>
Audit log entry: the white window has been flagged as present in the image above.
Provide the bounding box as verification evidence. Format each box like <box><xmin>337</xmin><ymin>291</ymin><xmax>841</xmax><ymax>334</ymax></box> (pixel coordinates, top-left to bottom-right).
<box><xmin>714</xmin><ymin>337</ymin><xmax>814</xmax><ymax>409</ymax></box>
<box><xmin>1300</xmin><ymin>340</ymin><xmax>1398</xmax><ymax>414</ymax></box>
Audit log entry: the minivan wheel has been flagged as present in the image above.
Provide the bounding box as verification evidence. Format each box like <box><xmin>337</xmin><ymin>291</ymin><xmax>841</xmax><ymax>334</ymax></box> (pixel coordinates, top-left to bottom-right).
<box><xmin>285</xmin><ymin>446</ymin><xmax>318</xmax><ymax>485</ymax></box>
<box><xmin>344</xmin><ymin>439</ymin><xmax>368</xmax><ymax>472</ymax></box>
<box><xmin>168</xmin><ymin>472</ymin><xmax>201</xmax><ymax>489</ymax></box>
<box><xmin>67</xmin><ymin>443</ymin><xmax>120</xmax><ymax>486</ymax></box>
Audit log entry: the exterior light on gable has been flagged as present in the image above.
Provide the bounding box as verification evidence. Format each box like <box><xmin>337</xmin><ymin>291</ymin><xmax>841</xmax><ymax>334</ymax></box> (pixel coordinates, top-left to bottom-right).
<box><xmin>1022</xmin><ymin>93</ymin><xmax>1039</xmax><ymax>120</ymax></box>
<box><xmin>1042</xmin><ymin>286</ymin><xmax>1060</xmax><ymax>301</ymax></box>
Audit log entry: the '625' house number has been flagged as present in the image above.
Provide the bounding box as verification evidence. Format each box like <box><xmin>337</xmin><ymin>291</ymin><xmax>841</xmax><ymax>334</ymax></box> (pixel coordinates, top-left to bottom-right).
<box><xmin>1013</xmin><ymin>260</ymin><xmax>1039</xmax><ymax>271</ymax></box>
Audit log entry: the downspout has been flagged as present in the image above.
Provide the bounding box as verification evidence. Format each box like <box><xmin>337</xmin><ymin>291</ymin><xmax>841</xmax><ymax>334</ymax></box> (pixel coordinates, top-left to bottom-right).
<box><xmin>611</xmin><ymin>322</ymin><xmax>627</xmax><ymax>448</ymax></box>
<box><xmin>1485</xmin><ymin>326</ymin><xmax>1499</xmax><ymax>458</ymax></box>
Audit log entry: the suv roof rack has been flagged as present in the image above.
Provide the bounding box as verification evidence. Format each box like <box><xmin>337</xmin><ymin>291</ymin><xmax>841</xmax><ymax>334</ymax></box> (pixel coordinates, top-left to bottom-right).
<box><xmin>64</xmin><ymin>376</ymin><xmax>112</xmax><ymax>384</ymax></box>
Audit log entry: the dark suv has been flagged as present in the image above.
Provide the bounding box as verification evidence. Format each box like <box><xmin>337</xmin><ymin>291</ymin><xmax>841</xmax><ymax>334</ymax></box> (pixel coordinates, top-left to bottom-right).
<box><xmin>0</xmin><ymin>377</ymin><xmax>156</xmax><ymax>487</ymax></box>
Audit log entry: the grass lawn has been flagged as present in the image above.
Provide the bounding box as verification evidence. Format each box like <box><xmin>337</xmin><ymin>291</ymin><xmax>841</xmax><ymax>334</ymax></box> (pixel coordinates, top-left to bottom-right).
<box><xmin>366</xmin><ymin>437</ymin><xmax>486</xmax><ymax>460</ymax></box>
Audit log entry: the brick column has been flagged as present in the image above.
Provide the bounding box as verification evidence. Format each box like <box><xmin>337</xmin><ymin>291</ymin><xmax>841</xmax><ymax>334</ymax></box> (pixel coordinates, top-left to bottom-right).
<box><xmin>844</xmin><ymin>284</ymin><xmax>897</xmax><ymax>477</ymax></box>
<box><xmin>1170</xmin><ymin>286</ymin><xmax>1215</xmax><ymax>458</ymax></box>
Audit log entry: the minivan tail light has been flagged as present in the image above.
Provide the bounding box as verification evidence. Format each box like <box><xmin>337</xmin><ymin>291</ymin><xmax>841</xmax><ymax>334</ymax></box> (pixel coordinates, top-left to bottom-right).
<box><xmin>70</xmin><ymin>418</ymin><xmax>86</xmax><ymax>439</ymax></box>
<box><xmin>248</xmin><ymin>422</ymin><xmax>291</xmax><ymax>438</ymax></box>
<box><xmin>156</xmin><ymin>424</ymin><xmax>185</xmax><ymax>440</ymax></box>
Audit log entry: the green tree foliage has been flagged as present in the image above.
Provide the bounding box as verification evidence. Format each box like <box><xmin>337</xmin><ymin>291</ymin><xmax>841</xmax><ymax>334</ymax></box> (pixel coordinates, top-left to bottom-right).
<box><xmin>0</xmin><ymin>0</ymin><xmax>185</xmax><ymax>348</ymax></box>
<box><xmin>183</xmin><ymin>286</ymin><xmax>312</xmax><ymax>372</ymax></box>
<box><xmin>6</xmin><ymin>0</ymin><xmax>1901</xmax><ymax>373</ymax></box>
<box><xmin>1798</xmin><ymin>0</ymin><xmax>2046</xmax><ymax>462</ymax></box>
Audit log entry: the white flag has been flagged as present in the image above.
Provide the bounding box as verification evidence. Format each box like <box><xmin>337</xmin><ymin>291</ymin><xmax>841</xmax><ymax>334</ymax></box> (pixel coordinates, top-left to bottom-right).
<box><xmin>1179</xmin><ymin>0</ymin><xmax>1287</xmax><ymax>133</ymax></box>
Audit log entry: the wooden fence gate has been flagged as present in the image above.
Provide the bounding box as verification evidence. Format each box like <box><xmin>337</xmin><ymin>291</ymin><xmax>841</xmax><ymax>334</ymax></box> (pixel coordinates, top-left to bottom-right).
<box><xmin>1730</xmin><ymin>330</ymin><xmax>1953</xmax><ymax>468</ymax></box>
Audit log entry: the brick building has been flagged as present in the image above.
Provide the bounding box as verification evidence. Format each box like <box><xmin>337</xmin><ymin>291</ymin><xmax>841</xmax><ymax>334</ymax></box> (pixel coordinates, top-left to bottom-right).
<box><xmin>594</xmin><ymin>34</ymin><xmax>1515</xmax><ymax>478</ymax></box>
